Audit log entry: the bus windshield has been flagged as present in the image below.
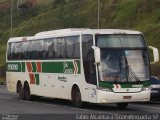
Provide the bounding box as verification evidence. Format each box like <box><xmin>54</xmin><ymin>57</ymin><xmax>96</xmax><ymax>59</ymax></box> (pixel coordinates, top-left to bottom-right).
<box><xmin>96</xmin><ymin>35</ymin><xmax>150</xmax><ymax>83</ymax></box>
<box><xmin>99</xmin><ymin>49</ymin><xmax>149</xmax><ymax>83</ymax></box>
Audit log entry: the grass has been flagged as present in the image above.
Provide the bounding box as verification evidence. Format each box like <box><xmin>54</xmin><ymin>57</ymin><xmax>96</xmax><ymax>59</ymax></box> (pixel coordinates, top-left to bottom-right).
<box><xmin>0</xmin><ymin>45</ymin><xmax>6</xmax><ymax>66</ymax></box>
<box><xmin>0</xmin><ymin>0</ymin><xmax>160</xmax><ymax>77</ymax></box>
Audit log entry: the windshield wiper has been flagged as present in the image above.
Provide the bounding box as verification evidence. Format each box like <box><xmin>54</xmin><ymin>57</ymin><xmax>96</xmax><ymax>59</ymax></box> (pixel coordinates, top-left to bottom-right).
<box><xmin>124</xmin><ymin>56</ymin><xmax>141</xmax><ymax>83</ymax></box>
<box><xmin>128</xmin><ymin>65</ymin><xmax>141</xmax><ymax>82</ymax></box>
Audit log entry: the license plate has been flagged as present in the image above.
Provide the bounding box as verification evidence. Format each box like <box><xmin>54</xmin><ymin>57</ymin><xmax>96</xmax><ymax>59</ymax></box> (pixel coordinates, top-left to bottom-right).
<box><xmin>123</xmin><ymin>96</ymin><xmax>132</xmax><ymax>99</ymax></box>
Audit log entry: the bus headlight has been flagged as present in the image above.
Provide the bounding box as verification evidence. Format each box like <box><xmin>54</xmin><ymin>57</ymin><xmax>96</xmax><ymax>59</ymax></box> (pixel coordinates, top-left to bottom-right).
<box><xmin>97</xmin><ymin>87</ymin><xmax>113</xmax><ymax>92</ymax></box>
<box><xmin>141</xmin><ymin>86</ymin><xmax>150</xmax><ymax>91</ymax></box>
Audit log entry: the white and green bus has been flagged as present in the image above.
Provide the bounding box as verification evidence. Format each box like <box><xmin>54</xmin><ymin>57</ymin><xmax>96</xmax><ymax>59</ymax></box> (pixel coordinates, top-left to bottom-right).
<box><xmin>6</xmin><ymin>29</ymin><xmax>159</xmax><ymax>108</ymax></box>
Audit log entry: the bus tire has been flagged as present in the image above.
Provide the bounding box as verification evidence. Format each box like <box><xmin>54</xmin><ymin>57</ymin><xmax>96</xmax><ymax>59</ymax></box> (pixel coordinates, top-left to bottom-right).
<box><xmin>24</xmin><ymin>83</ymin><xmax>31</xmax><ymax>101</ymax></box>
<box><xmin>117</xmin><ymin>103</ymin><xmax>128</xmax><ymax>109</ymax></box>
<box><xmin>17</xmin><ymin>83</ymin><xmax>24</xmax><ymax>100</ymax></box>
<box><xmin>72</xmin><ymin>87</ymin><xmax>82</xmax><ymax>108</ymax></box>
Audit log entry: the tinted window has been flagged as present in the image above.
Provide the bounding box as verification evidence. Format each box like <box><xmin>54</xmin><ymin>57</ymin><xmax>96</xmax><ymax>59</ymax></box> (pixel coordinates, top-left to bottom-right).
<box><xmin>66</xmin><ymin>36</ymin><xmax>80</xmax><ymax>58</ymax></box>
<box><xmin>11</xmin><ymin>43</ymin><xmax>15</xmax><ymax>60</ymax></box>
<box><xmin>22</xmin><ymin>41</ymin><xmax>31</xmax><ymax>59</ymax></box>
<box><xmin>72</xmin><ymin>36</ymin><xmax>80</xmax><ymax>58</ymax></box>
<box><xmin>12</xmin><ymin>42</ymin><xmax>22</xmax><ymax>59</ymax></box>
<box><xmin>7</xmin><ymin>43</ymin><xmax>11</xmax><ymax>60</ymax></box>
<box><xmin>66</xmin><ymin>37</ymin><xmax>74</xmax><ymax>58</ymax></box>
<box><xmin>30</xmin><ymin>40</ymin><xmax>43</xmax><ymax>59</ymax></box>
<box><xmin>96</xmin><ymin>35</ymin><xmax>145</xmax><ymax>48</ymax></box>
<box><xmin>54</xmin><ymin>38</ymin><xmax>67</xmax><ymax>58</ymax></box>
<box><xmin>82</xmin><ymin>34</ymin><xmax>96</xmax><ymax>85</ymax></box>
<box><xmin>43</xmin><ymin>38</ymin><xmax>55</xmax><ymax>59</ymax></box>
<box><xmin>8</xmin><ymin>35</ymin><xmax>80</xmax><ymax>60</ymax></box>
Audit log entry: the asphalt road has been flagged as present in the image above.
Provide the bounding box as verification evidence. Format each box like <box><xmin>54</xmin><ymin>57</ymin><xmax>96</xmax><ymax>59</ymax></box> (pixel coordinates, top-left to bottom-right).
<box><xmin>0</xmin><ymin>85</ymin><xmax>160</xmax><ymax>120</ymax></box>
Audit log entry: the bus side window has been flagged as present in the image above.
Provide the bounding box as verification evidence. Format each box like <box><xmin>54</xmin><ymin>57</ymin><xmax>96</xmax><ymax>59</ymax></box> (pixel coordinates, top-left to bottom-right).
<box><xmin>38</xmin><ymin>40</ymin><xmax>43</xmax><ymax>59</ymax></box>
<box><xmin>7</xmin><ymin>43</ymin><xmax>12</xmax><ymax>60</ymax></box>
<box><xmin>22</xmin><ymin>41</ymin><xmax>30</xmax><ymax>59</ymax></box>
<box><xmin>66</xmin><ymin>36</ymin><xmax>80</xmax><ymax>59</ymax></box>
<box><xmin>13</xmin><ymin>42</ymin><xmax>22</xmax><ymax>60</ymax></box>
<box><xmin>66</xmin><ymin>37</ymin><xmax>74</xmax><ymax>58</ymax></box>
<box><xmin>43</xmin><ymin>38</ymin><xmax>55</xmax><ymax>59</ymax></box>
<box><xmin>82</xmin><ymin>35</ymin><xmax>97</xmax><ymax>85</ymax></box>
<box><xmin>60</xmin><ymin>38</ymin><xmax>67</xmax><ymax>58</ymax></box>
<box><xmin>54</xmin><ymin>38</ymin><xmax>67</xmax><ymax>59</ymax></box>
<box><xmin>31</xmin><ymin>40</ymin><xmax>43</xmax><ymax>59</ymax></box>
<box><xmin>54</xmin><ymin>38</ymin><xmax>59</xmax><ymax>58</ymax></box>
<box><xmin>27</xmin><ymin>41</ymin><xmax>32</xmax><ymax>59</ymax></box>
<box><xmin>48</xmin><ymin>43</ymin><xmax>55</xmax><ymax>59</ymax></box>
<box><xmin>30</xmin><ymin>41</ymin><xmax>36</xmax><ymax>59</ymax></box>
<box><xmin>73</xmin><ymin>36</ymin><xmax>80</xmax><ymax>58</ymax></box>
<box><xmin>10</xmin><ymin>43</ymin><xmax>15</xmax><ymax>60</ymax></box>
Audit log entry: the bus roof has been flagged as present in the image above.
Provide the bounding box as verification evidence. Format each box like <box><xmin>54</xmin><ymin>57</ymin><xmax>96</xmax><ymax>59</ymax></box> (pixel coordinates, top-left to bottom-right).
<box><xmin>35</xmin><ymin>28</ymin><xmax>142</xmax><ymax>36</ymax></box>
<box><xmin>8</xmin><ymin>28</ymin><xmax>142</xmax><ymax>43</ymax></box>
<box><xmin>8</xmin><ymin>36</ymin><xmax>34</xmax><ymax>43</ymax></box>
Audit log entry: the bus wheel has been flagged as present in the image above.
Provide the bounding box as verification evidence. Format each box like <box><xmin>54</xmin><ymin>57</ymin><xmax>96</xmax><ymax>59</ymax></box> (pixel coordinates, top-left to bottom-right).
<box><xmin>24</xmin><ymin>83</ymin><xmax>31</xmax><ymax>101</ymax></box>
<box><xmin>117</xmin><ymin>103</ymin><xmax>128</xmax><ymax>109</ymax></box>
<box><xmin>72</xmin><ymin>87</ymin><xmax>82</xmax><ymax>108</ymax></box>
<box><xmin>17</xmin><ymin>84</ymin><xmax>24</xmax><ymax>100</ymax></box>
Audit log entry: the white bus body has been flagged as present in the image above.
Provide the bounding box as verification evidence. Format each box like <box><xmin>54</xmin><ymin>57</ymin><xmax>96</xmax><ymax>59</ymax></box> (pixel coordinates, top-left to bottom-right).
<box><xmin>6</xmin><ymin>29</ymin><xmax>157</xmax><ymax>108</ymax></box>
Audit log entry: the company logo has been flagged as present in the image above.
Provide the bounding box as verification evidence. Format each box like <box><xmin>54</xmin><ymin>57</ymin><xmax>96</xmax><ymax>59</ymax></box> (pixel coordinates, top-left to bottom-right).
<box><xmin>63</xmin><ymin>61</ymin><xmax>79</xmax><ymax>74</ymax></box>
<box><xmin>58</xmin><ymin>76</ymin><xmax>67</xmax><ymax>82</ymax></box>
<box><xmin>63</xmin><ymin>62</ymin><xmax>73</xmax><ymax>74</ymax></box>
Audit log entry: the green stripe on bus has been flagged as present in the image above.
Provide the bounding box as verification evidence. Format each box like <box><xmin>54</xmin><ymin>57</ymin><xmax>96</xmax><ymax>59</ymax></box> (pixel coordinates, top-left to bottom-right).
<box><xmin>99</xmin><ymin>81</ymin><xmax>113</xmax><ymax>88</ymax></box>
<box><xmin>42</xmin><ymin>61</ymin><xmax>81</xmax><ymax>74</ymax></box>
<box><xmin>35</xmin><ymin>74</ymin><xmax>40</xmax><ymax>85</ymax></box>
<box><xmin>42</xmin><ymin>62</ymin><xmax>64</xmax><ymax>73</ymax></box>
<box><xmin>7</xmin><ymin>60</ymin><xmax>81</xmax><ymax>74</ymax></box>
<box><xmin>21</xmin><ymin>62</ymin><xmax>25</xmax><ymax>72</ymax></box>
<box><xmin>32</xmin><ymin>62</ymin><xmax>37</xmax><ymax>72</ymax></box>
<box><xmin>99</xmin><ymin>81</ymin><xmax>150</xmax><ymax>88</ymax></box>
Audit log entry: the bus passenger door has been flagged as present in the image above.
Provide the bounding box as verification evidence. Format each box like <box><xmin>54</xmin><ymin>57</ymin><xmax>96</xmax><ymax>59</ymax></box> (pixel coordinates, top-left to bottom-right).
<box><xmin>83</xmin><ymin>51</ymin><xmax>97</xmax><ymax>103</ymax></box>
<box><xmin>87</xmin><ymin>52</ymin><xmax>97</xmax><ymax>103</ymax></box>
<box><xmin>82</xmin><ymin>34</ymin><xmax>97</xmax><ymax>103</ymax></box>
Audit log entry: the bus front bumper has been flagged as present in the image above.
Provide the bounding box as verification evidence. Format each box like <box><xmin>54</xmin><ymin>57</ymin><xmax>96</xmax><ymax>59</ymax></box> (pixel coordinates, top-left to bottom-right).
<box><xmin>96</xmin><ymin>89</ymin><xmax>150</xmax><ymax>103</ymax></box>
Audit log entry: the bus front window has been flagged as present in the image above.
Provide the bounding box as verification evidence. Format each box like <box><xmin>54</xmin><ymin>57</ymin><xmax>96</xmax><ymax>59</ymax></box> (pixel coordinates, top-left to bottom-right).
<box><xmin>125</xmin><ymin>50</ymin><xmax>150</xmax><ymax>82</ymax></box>
<box><xmin>96</xmin><ymin>34</ymin><xmax>150</xmax><ymax>83</ymax></box>
<box><xmin>98</xmin><ymin>49</ymin><xmax>149</xmax><ymax>83</ymax></box>
<box><xmin>99</xmin><ymin>49</ymin><xmax>127</xmax><ymax>82</ymax></box>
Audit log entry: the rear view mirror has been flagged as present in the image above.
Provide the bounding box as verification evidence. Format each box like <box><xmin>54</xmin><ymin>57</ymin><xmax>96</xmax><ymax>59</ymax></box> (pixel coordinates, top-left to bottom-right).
<box><xmin>92</xmin><ymin>46</ymin><xmax>100</xmax><ymax>64</ymax></box>
<box><xmin>148</xmin><ymin>46</ymin><xmax>159</xmax><ymax>64</ymax></box>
